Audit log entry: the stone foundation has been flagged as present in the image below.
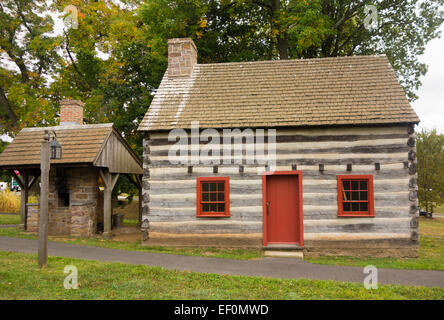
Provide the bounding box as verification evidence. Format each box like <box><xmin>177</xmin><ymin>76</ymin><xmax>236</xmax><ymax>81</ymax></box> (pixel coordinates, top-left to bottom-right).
<box><xmin>303</xmin><ymin>238</ymin><xmax>419</xmax><ymax>258</ymax></box>
<box><xmin>142</xmin><ymin>232</ymin><xmax>262</xmax><ymax>248</ymax></box>
<box><xmin>141</xmin><ymin>233</ymin><xmax>419</xmax><ymax>258</ymax></box>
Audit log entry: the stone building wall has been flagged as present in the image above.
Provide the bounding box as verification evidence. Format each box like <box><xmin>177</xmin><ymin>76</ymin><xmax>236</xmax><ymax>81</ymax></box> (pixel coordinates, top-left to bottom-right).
<box><xmin>27</xmin><ymin>166</ymin><xmax>103</xmax><ymax>236</ymax></box>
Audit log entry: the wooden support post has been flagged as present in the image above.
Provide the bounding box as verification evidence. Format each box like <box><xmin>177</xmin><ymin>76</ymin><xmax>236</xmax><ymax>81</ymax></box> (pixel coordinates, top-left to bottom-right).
<box><xmin>103</xmin><ymin>187</ymin><xmax>112</xmax><ymax>237</ymax></box>
<box><xmin>10</xmin><ymin>170</ymin><xmax>26</xmax><ymax>229</ymax></box>
<box><xmin>20</xmin><ymin>174</ymin><xmax>28</xmax><ymax>229</ymax></box>
<box><xmin>10</xmin><ymin>170</ymin><xmax>39</xmax><ymax>230</ymax></box>
<box><xmin>100</xmin><ymin>169</ymin><xmax>119</xmax><ymax>238</ymax></box>
<box><xmin>38</xmin><ymin>131</ymin><xmax>50</xmax><ymax>268</ymax></box>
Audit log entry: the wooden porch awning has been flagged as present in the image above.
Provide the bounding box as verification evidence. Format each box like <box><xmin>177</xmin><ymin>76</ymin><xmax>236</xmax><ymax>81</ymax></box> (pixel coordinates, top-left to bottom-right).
<box><xmin>0</xmin><ymin>123</ymin><xmax>142</xmax><ymax>175</ymax></box>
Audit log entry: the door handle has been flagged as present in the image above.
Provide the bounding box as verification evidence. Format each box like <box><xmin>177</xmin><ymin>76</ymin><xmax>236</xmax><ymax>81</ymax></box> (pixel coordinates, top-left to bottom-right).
<box><xmin>266</xmin><ymin>202</ymin><xmax>270</xmax><ymax>216</ymax></box>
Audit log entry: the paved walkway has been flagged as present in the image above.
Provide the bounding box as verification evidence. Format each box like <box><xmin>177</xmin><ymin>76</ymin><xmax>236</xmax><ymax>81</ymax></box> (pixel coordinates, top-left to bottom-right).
<box><xmin>0</xmin><ymin>236</ymin><xmax>443</xmax><ymax>288</ymax></box>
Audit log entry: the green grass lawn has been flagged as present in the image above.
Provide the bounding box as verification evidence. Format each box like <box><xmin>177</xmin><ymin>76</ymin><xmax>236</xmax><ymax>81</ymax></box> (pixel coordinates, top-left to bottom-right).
<box><xmin>435</xmin><ymin>204</ymin><xmax>444</xmax><ymax>214</ymax></box>
<box><xmin>123</xmin><ymin>218</ymin><xmax>139</xmax><ymax>227</ymax></box>
<box><xmin>305</xmin><ymin>217</ymin><xmax>444</xmax><ymax>271</ymax></box>
<box><xmin>0</xmin><ymin>217</ymin><xmax>443</xmax><ymax>269</ymax></box>
<box><xmin>0</xmin><ymin>227</ymin><xmax>263</xmax><ymax>260</ymax></box>
<box><xmin>0</xmin><ymin>251</ymin><xmax>442</xmax><ymax>300</ymax></box>
<box><xmin>0</xmin><ymin>214</ymin><xmax>20</xmax><ymax>225</ymax></box>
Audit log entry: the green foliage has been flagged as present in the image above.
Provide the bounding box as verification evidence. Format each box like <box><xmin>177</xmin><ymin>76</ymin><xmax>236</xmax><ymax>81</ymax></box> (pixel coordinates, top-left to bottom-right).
<box><xmin>1</xmin><ymin>0</ymin><xmax>443</xmax><ymax>141</ymax></box>
<box><xmin>417</xmin><ymin>128</ymin><xmax>444</xmax><ymax>213</ymax></box>
<box><xmin>0</xmin><ymin>0</ymin><xmax>61</xmax><ymax>134</ymax></box>
<box><xmin>136</xmin><ymin>0</ymin><xmax>444</xmax><ymax>100</ymax></box>
<box><xmin>0</xmin><ymin>140</ymin><xmax>10</xmax><ymax>181</ymax></box>
<box><xmin>0</xmin><ymin>140</ymin><xmax>7</xmax><ymax>153</ymax></box>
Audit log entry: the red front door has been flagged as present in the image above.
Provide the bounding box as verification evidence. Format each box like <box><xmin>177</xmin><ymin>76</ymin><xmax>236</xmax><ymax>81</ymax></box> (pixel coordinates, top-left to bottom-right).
<box><xmin>263</xmin><ymin>172</ymin><xmax>303</xmax><ymax>246</ymax></box>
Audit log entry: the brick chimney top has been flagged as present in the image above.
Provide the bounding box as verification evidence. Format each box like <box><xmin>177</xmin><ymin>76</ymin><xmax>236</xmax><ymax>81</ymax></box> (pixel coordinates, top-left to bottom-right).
<box><xmin>60</xmin><ymin>99</ymin><xmax>84</xmax><ymax>125</ymax></box>
<box><xmin>167</xmin><ymin>38</ymin><xmax>197</xmax><ymax>78</ymax></box>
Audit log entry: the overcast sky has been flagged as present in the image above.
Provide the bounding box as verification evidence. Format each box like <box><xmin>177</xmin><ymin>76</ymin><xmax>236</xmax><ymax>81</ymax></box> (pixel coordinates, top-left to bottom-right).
<box><xmin>412</xmin><ymin>24</ymin><xmax>444</xmax><ymax>134</ymax></box>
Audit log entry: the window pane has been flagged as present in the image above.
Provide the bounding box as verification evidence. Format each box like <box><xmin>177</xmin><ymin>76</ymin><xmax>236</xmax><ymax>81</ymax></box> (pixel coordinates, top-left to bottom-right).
<box><xmin>360</xmin><ymin>180</ymin><xmax>367</xmax><ymax>190</ymax></box>
<box><xmin>360</xmin><ymin>191</ymin><xmax>368</xmax><ymax>201</ymax></box>
<box><xmin>217</xmin><ymin>203</ymin><xmax>225</xmax><ymax>212</ymax></box>
<box><xmin>210</xmin><ymin>183</ymin><xmax>217</xmax><ymax>191</ymax></box>
<box><xmin>352</xmin><ymin>202</ymin><xmax>359</xmax><ymax>211</ymax></box>
<box><xmin>360</xmin><ymin>202</ymin><xmax>368</xmax><ymax>212</ymax></box>
<box><xmin>202</xmin><ymin>203</ymin><xmax>209</xmax><ymax>212</ymax></box>
<box><xmin>351</xmin><ymin>180</ymin><xmax>359</xmax><ymax>190</ymax></box>
<box><xmin>343</xmin><ymin>191</ymin><xmax>351</xmax><ymax>201</ymax></box>
<box><xmin>210</xmin><ymin>193</ymin><xmax>217</xmax><ymax>201</ymax></box>
<box><xmin>218</xmin><ymin>182</ymin><xmax>224</xmax><ymax>191</ymax></box>
<box><xmin>352</xmin><ymin>191</ymin><xmax>359</xmax><ymax>201</ymax></box>
<box><xmin>218</xmin><ymin>192</ymin><xmax>224</xmax><ymax>201</ymax></box>
<box><xmin>202</xmin><ymin>193</ymin><xmax>209</xmax><ymax>201</ymax></box>
<box><xmin>343</xmin><ymin>202</ymin><xmax>351</xmax><ymax>212</ymax></box>
<box><xmin>210</xmin><ymin>203</ymin><xmax>217</xmax><ymax>212</ymax></box>
<box><xmin>343</xmin><ymin>180</ymin><xmax>351</xmax><ymax>190</ymax></box>
<box><xmin>202</xmin><ymin>183</ymin><xmax>209</xmax><ymax>192</ymax></box>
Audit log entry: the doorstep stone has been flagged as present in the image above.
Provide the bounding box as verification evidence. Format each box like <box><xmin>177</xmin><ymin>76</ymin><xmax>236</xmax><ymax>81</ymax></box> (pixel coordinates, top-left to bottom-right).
<box><xmin>264</xmin><ymin>251</ymin><xmax>304</xmax><ymax>259</ymax></box>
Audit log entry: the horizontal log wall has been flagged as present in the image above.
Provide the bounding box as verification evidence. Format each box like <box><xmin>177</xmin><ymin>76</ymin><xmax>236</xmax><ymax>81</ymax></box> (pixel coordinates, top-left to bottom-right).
<box><xmin>141</xmin><ymin>125</ymin><xmax>419</xmax><ymax>246</ymax></box>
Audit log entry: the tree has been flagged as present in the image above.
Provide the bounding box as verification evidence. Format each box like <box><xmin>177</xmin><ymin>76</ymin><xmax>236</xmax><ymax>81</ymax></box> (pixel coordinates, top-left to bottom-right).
<box><xmin>0</xmin><ymin>140</ymin><xmax>10</xmax><ymax>182</ymax></box>
<box><xmin>2</xmin><ymin>0</ymin><xmax>443</xmax><ymax>140</ymax></box>
<box><xmin>416</xmin><ymin>129</ymin><xmax>444</xmax><ymax>213</ymax></box>
<box><xmin>138</xmin><ymin>0</ymin><xmax>444</xmax><ymax>100</ymax></box>
<box><xmin>0</xmin><ymin>0</ymin><xmax>61</xmax><ymax>135</ymax></box>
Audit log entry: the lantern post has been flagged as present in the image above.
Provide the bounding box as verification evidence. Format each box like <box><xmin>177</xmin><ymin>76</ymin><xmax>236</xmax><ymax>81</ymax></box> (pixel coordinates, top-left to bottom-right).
<box><xmin>38</xmin><ymin>130</ymin><xmax>62</xmax><ymax>267</ymax></box>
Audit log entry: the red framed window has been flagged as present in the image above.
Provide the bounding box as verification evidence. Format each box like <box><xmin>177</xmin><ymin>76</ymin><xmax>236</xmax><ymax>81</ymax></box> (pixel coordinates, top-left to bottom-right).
<box><xmin>196</xmin><ymin>177</ymin><xmax>230</xmax><ymax>217</ymax></box>
<box><xmin>337</xmin><ymin>175</ymin><xmax>374</xmax><ymax>217</ymax></box>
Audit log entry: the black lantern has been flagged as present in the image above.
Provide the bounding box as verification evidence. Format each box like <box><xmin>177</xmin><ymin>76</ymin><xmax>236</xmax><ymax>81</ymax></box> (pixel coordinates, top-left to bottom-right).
<box><xmin>50</xmin><ymin>132</ymin><xmax>62</xmax><ymax>159</ymax></box>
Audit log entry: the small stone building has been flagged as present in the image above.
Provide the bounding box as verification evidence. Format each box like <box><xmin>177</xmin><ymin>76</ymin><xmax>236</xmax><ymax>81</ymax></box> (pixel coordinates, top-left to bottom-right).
<box><xmin>0</xmin><ymin>100</ymin><xmax>143</xmax><ymax>237</ymax></box>
<box><xmin>137</xmin><ymin>38</ymin><xmax>420</xmax><ymax>257</ymax></box>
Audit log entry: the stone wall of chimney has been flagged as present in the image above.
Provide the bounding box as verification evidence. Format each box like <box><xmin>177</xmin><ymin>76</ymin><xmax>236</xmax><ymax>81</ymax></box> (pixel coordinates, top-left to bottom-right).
<box><xmin>168</xmin><ymin>38</ymin><xmax>197</xmax><ymax>77</ymax></box>
<box><xmin>27</xmin><ymin>167</ymin><xmax>103</xmax><ymax>237</ymax></box>
<box><xmin>60</xmin><ymin>99</ymin><xmax>84</xmax><ymax>125</ymax></box>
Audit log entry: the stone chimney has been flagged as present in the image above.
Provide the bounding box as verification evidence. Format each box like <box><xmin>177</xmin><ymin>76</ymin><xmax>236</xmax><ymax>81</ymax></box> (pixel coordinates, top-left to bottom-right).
<box><xmin>59</xmin><ymin>99</ymin><xmax>84</xmax><ymax>125</ymax></box>
<box><xmin>167</xmin><ymin>38</ymin><xmax>197</xmax><ymax>77</ymax></box>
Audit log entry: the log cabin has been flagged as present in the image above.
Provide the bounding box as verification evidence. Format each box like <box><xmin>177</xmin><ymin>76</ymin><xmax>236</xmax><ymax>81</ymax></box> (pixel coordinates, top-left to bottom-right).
<box><xmin>138</xmin><ymin>38</ymin><xmax>420</xmax><ymax>257</ymax></box>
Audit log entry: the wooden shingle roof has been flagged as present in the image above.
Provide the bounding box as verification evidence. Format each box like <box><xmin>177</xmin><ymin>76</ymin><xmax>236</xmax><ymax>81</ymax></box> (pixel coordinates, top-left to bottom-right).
<box><xmin>138</xmin><ymin>55</ymin><xmax>419</xmax><ymax>131</ymax></box>
<box><xmin>0</xmin><ymin>123</ymin><xmax>142</xmax><ymax>174</ymax></box>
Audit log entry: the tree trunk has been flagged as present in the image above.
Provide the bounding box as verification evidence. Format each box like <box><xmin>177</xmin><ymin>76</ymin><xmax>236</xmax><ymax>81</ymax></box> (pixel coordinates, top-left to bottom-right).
<box><xmin>277</xmin><ymin>35</ymin><xmax>289</xmax><ymax>59</ymax></box>
<box><xmin>271</xmin><ymin>0</ymin><xmax>289</xmax><ymax>59</ymax></box>
<box><xmin>0</xmin><ymin>86</ymin><xmax>18</xmax><ymax>126</ymax></box>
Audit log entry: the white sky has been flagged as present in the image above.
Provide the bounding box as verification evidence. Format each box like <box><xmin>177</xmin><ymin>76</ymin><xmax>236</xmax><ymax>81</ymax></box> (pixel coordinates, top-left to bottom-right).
<box><xmin>412</xmin><ymin>24</ymin><xmax>444</xmax><ymax>134</ymax></box>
